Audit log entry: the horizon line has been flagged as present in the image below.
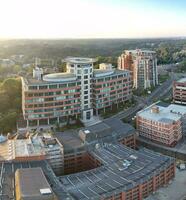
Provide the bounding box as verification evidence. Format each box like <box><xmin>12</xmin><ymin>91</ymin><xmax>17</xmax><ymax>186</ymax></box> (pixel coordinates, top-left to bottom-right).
<box><xmin>0</xmin><ymin>36</ymin><xmax>186</xmax><ymax>41</ymax></box>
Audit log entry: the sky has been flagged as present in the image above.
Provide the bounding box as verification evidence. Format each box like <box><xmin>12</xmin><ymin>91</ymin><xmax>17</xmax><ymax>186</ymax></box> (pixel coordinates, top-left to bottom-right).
<box><xmin>0</xmin><ymin>0</ymin><xmax>186</xmax><ymax>39</ymax></box>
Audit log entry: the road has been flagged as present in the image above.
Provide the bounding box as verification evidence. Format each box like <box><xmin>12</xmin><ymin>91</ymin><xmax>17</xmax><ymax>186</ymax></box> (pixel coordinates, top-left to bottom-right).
<box><xmin>110</xmin><ymin>73</ymin><xmax>179</xmax><ymax>121</ymax></box>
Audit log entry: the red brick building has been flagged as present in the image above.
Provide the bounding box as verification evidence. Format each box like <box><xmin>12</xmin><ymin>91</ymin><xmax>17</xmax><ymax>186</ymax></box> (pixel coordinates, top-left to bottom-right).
<box><xmin>136</xmin><ymin>102</ymin><xmax>186</xmax><ymax>147</ymax></box>
<box><xmin>173</xmin><ymin>78</ymin><xmax>186</xmax><ymax>105</ymax></box>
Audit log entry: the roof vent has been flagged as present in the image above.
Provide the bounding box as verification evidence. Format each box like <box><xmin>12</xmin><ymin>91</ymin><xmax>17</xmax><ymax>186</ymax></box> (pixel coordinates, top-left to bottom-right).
<box><xmin>84</xmin><ymin>130</ymin><xmax>90</xmax><ymax>134</ymax></box>
<box><xmin>129</xmin><ymin>155</ymin><xmax>137</xmax><ymax>159</ymax></box>
<box><xmin>40</xmin><ymin>188</ymin><xmax>52</xmax><ymax>195</ymax></box>
<box><xmin>151</xmin><ymin>106</ymin><xmax>159</xmax><ymax>114</ymax></box>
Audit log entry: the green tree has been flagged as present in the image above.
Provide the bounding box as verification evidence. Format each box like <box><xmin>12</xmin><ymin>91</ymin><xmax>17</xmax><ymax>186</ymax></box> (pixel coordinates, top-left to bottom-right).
<box><xmin>0</xmin><ymin>77</ymin><xmax>22</xmax><ymax>133</ymax></box>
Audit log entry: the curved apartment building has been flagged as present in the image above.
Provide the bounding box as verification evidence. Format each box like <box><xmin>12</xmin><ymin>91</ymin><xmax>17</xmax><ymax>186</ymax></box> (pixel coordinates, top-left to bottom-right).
<box><xmin>22</xmin><ymin>57</ymin><xmax>132</xmax><ymax>128</ymax></box>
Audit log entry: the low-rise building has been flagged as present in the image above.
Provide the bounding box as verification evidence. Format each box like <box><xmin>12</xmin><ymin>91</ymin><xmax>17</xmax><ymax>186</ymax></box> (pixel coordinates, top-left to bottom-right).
<box><xmin>15</xmin><ymin>167</ymin><xmax>57</xmax><ymax>200</ymax></box>
<box><xmin>173</xmin><ymin>78</ymin><xmax>186</xmax><ymax>105</ymax></box>
<box><xmin>59</xmin><ymin>143</ymin><xmax>175</xmax><ymax>200</ymax></box>
<box><xmin>0</xmin><ymin>118</ymin><xmax>176</xmax><ymax>200</ymax></box>
<box><xmin>136</xmin><ymin>102</ymin><xmax>186</xmax><ymax>147</ymax></box>
<box><xmin>0</xmin><ymin>134</ymin><xmax>64</xmax><ymax>174</ymax></box>
<box><xmin>79</xmin><ymin>118</ymin><xmax>136</xmax><ymax>149</ymax></box>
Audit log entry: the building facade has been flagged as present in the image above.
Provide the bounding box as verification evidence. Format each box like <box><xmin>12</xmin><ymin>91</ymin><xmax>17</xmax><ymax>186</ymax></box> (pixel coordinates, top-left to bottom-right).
<box><xmin>173</xmin><ymin>78</ymin><xmax>186</xmax><ymax>105</ymax></box>
<box><xmin>136</xmin><ymin>102</ymin><xmax>186</xmax><ymax>147</ymax></box>
<box><xmin>118</xmin><ymin>49</ymin><xmax>158</xmax><ymax>89</ymax></box>
<box><xmin>0</xmin><ymin>134</ymin><xmax>64</xmax><ymax>175</ymax></box>
<box><xmin>22</xmin><ymin>57</ymin><xmax>132</xmax><ymax>128</ymax></box>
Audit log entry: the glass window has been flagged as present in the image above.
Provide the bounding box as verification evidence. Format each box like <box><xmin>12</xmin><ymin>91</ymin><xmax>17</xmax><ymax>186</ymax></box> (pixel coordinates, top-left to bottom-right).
<box><xmin>59</xmin><ymin>84</ymin><xmax>67</xmax><ymax>88</ymax></box>
<box><xmin>84</xmin><ymin>105</ymin><xmax>89</xmax><ymax>109</ymax></box>
<box><xmin>39</xmin><ymin>85</ymin><xmax>47</xmax><ymax>89</ymax></box>
<box><xmin>29</xmin><ymin>86</ymin><xmax>37</xmax><ymax>90</ymax></box>
<box><xmin>68</xmin><ymin>82</ymin><xmax>76</xmax><ymax>87</ymax></box>
<box><xmin>49</xmin><ymin>84</ymin><xmax>57</xmax><ymax>89</ymax></box>
<box><xmin>86</xmin><ymin>111</ymin><xmax>91</xmax><ymax>119</ymax></box>
<box><xmin>84</xmin><ymin>100</ymin><xmax>88</xmax><ymax>104</ymax></box>
<box><xmin>84</xmin><ymin>69</ymin><xmax>88</xmax><ymax>74</ymax></box>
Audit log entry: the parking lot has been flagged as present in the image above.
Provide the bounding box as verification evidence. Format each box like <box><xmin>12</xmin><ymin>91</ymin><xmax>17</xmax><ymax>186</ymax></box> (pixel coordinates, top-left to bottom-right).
<box><xmin>146</xmin><ymin>168</ymin><xmax>186</xmax><ymax>200</ymax></box>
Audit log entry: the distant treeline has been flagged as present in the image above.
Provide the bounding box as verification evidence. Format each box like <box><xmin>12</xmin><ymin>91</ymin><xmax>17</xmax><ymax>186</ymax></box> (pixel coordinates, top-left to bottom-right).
<box><xmin>0</xmin><ymin>38</ymin><xmax>186</xmax><ymax>65</ymax></box>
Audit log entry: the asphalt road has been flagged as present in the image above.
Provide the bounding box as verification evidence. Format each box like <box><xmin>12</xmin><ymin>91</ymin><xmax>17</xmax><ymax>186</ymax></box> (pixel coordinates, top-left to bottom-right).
<box><xmin>110</xmin><ymin>74</ymin><xmax>176</xmax><ymax>121</ymax></box>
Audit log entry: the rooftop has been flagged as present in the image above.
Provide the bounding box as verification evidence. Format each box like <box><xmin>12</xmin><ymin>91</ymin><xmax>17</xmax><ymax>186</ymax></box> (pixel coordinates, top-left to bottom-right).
<box><xmin>65</xmin><ymin>57</ymin><xmax>96</xmax><ymax>64</ymax></box>
<box><xmin>137</xmin><ymin>102</ymin><xmax>186</xmax><ymax>123</ymax></box>
<box><xmin>43</xmin><ymin>72</ymin><xmax>76</xmax><ymax>82</ymax></box>
<box><xmin>59</xmin><ymin>143</ymin><xmax>174</xmax><ymax>199</ymax></box>
<box><xmin>14</xmin><ymin>138</ymin><xmax>45</xmax><ymax>158</ymax></box>
<box><xmin>15</xmin><ymin>167</ymin><xmax>53</xmax><ymax>198</ymax></box>
<box><xmin>0</xmin><ymin>160</ymin><xmax>69</xmax><ymax>200</ymax></box>
<box><xmin>93</xmin><ymin>69</ymin><xmax>130</xmax><ymax>78</ymax></box>
<box><xmin>0</xmin><ymin>135</ymin><xmax>63</xmax><ymax>162</ymax></box>
<box><xmin>55</xmin><ymin>119</ymin><xmax>135</xmax><ymax>153</ymax></box>
<box><xmin>177</xmin><ymin>77</ymin><xmax>186</xmax><ymax>83</ymax></box>
<box><xmin>93</xmin><ymin>69</ymin><xmax>114</xmax><ymax>77</ymax></box>
<box><xmin>55</xmin><ymin>129</ymin><xmax>84</xmax><ymax>154</ymax></box>
<box><xmin>80</xmin><ymin>118</ymin><xmax>135</xmax><ymax>144</ymax></box>
<box><xmin>125</xmin><ymin>49</ymin><xmax>156</xmax><ymax>54</ymax></box>
<box><xmin>24</xmin><ymin>72</ymin><xmax>78</xmax><ymax>85</ymax></box>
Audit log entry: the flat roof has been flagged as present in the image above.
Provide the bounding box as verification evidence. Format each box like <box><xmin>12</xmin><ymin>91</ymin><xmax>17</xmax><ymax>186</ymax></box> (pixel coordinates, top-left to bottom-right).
<box><xmin>65</xmin><ymin>57</ymin><xmax>96</xmax><ymax>64</ymax></box>
<box><xmin>80</xmin><ymin>118</ymin><xmax>135</xmax><ymax>143</ymax></box>
<box><xmin>23</xmin><ymin>68</ymin><xmax>129</xmax><ymax>86</ymax></box>
<box><xmin>43</xmin><ymin>72</ymin><xmax>76</xmax><ymax>82</ymax></box>
<box><xmin>93</xmin><ymin>69</ymin><xmax>114</xmax><ymax>77</ymax></box>
<box><xmin>0</xmin><ymin>136</ymin><xmax>63</xmax><ymax>162</ymax></box>
<box><xmin>59</xmin><ymin>143</ymin><xmax>174</xmax><ymax>199</ymax></box>
<box><xmin>177</xmin><ymin>77</ymin><xmax>186</xmax><ymax>83</ymax></box>
<box><xmin>0</xmin><ymin>160</ymin><xmax>70</xmax><ymax>200</ymax></box>
<box><xmin>24</xmin><ymin>73</ymin><xmax>78</xmax><ymax>85</ymax></box>
<box><xmin>125</xmin><ymin>49</ymin><xmax>156</xmax><ymax>54</ymax></box>
<box><xmin>93</xmin><ymin>69</ymin><xmax>130</xmax><ymax>79</ymax></box>
<box><xmin>137</xmin><ymin>102</ymin><xmax>186</xmax><ymax>123</ymax></box>
<box><xmin>14</xmin><ymin>139</ymin><xmax>45</xmax><ymax>158</ymax></box>
<box><xmin>15</xmin><ymin>167</ymin><xmax>53</xmax><ymax>197</ymax></box>
<box><xmin>55</xmin><ymin>130</ymin><xmax>84</xmax><ymax>153</ymax></box>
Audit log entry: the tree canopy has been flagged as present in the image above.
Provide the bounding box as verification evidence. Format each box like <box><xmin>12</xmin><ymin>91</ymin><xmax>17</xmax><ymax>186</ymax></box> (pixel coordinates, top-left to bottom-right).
<box><xmin>0</xmin><ymin>77</ymin><xmax>22</xmax><ymax>133</ymax></box>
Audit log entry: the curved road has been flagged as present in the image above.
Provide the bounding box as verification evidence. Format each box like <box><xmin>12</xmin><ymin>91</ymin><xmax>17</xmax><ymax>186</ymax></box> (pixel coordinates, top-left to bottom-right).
<box><xmin>110</xmin><ymin>73</ymin><xmax>177</xmax><ymax>121</ymax></box>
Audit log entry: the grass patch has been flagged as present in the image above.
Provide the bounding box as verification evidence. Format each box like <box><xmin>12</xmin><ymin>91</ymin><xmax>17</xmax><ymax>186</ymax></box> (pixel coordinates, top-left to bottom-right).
<box><xmin>159</xmin><ymin>74</ymin><xmax>170</xmax><ymax>83</ymax></box>
<box><xmin>133</xmin><ymin>85</ymin><xmax>158</xmax><ymax>97</ymax></box>
<box><xmin>101</xmin><ymin>100</ymin><xmax>136</xmax><ymax>119</ymax></box>
<box><xmin>56</xmin><ymin>119</ymin><xmax>84</xmax><ymax>131</ymax></box>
